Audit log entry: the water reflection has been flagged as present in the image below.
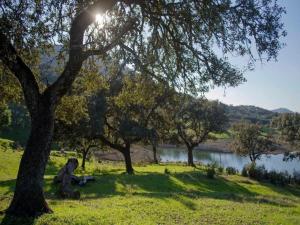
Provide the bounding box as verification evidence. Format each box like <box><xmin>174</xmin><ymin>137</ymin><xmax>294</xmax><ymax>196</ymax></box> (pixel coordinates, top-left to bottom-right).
<box><xmin>158</xmin><ymin>148</ymin><xmax>300</xmax><ymax>174</ymax></box>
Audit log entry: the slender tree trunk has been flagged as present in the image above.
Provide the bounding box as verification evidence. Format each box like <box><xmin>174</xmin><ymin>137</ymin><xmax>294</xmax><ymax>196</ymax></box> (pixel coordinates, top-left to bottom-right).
<box><xmin>122</xmin><ymin>145</ymin><xmax>134</xmax><ymax>174</ymax></box>
<box><xmin>81</xmin><ymin>150</ymin><xmax>87</xmax><ymax>170</ymax></box>
<box><xmin>187</xmin><ymin>147</ymin><xmax>195</xmax><ymax>167</ymax></box>
<box><xmin>152</xmin><ymin>145</ymin><xmax>159</xmax><ymax>164</ymax></box>
<box><xmin>6</xmin><ymin>100</ymin><xmax>55</xmax><ymax>217</ymax></box>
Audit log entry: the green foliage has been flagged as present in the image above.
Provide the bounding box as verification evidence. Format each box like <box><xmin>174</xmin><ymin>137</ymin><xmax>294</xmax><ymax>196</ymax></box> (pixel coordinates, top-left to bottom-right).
<box><xmin>171</xmin><ymin>97</ymin><xmax>228</xmax><ymax>148</ymax></box>
<box><xmin>206</xmin><ymin>164</ymin><xmax>216</xmax><ymax>179</ymax></box>
<box><xmin>272</xmin><ymin>113</ymin><xmax>300</xmax><ymax>146</ymax></box>
<box><xmin>98</xmin><ymin>72</ymin><xmax>170</xmax><ymax>150</ymax></box>
<box><xmin>272</xmin><ymin>113</ymin><xmax>300</xmax><ymax>160</ymax></box>
<box><xmin>267</xmin><ymin>171</ymin><xmax>290</xmax><ymax>186</ymax></box>
<box><xmin>0</xmin><ymin>104</ymin><xmax>11</xmax><ymax>129</ymax></box>
<box><xmin>247</xmin><ymin>163</ymin><xmax>267</xmax><ymax>181</ymax></box>
<box><xmin>231</xmin><ymin>122</ymin><xmax>273</xmax><ymax>162</ymax></box>
<box><xmin>226</xmin><ymin>167</ymin><xmax>238</xmax><ymax>175</ymax></box>
<box><xmin>164</xmin><ymin>168</ymin><xmax>171</xmax><ymax>175</ymax></box>
<box><xmin>241</xmin><ymin>166</ymin><xmax>248</xmax><ymax>177</ymax></box>
<box><xmin>217</xmin><ymin>166</ymin><xmax>224</xmax><ymax>174</ymax></box>
<box><xmin>242</xmin><ymin>163</ymin><xmax>295</xmax><ymax>186</ymax></box>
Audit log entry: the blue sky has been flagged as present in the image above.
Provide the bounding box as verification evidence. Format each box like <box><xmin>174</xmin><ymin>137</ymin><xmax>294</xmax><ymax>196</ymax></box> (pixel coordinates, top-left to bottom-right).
<box><xmin>206</xmin><ymin>0</ymin><xmax>300</xmax><ymax>112</ymax></box>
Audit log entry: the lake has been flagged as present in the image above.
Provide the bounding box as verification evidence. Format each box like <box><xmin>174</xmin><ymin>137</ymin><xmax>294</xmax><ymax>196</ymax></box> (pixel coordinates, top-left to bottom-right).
<box><xmin>158</xmin><ymin>148</ymin><xmax>300</xmax><ymax>174</ymax></box>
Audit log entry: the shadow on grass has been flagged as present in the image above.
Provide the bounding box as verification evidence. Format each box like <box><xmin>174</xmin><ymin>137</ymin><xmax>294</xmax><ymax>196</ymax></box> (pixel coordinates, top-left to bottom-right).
<box><xmin>0</xmin><ymin>214</ymin><xmax>34</xmax><ymax>225</ymax></box>
<box><xmin>62</xmin><ymin>171</ymin><xmax>299</xmax><ymax>208</ymax></box>
<box><xmin>1</xmin><ymin>170</ymin><xmax>299</xmax><ymax>216</ymax></box>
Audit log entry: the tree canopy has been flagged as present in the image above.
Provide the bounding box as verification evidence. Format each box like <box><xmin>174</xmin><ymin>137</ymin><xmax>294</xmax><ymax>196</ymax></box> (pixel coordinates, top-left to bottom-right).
<box><xmin>170</xmin><ymin>97</ymin><xmax>228</xmax><ymax>166</ymax></box>
<box><xmin>272</xmin><ymin>113</ymin><xmax>300</xmax><ymax>160</ymax></box>
<box><xmin>231</xmin><ymin>122</ymin><xmax>273</xmax><ymax>162</ymax></box>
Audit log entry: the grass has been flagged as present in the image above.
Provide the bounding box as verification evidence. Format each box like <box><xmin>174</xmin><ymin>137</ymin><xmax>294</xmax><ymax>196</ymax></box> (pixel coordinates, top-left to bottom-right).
<box><xmin>209</xmin><ymin>131</ymin><xmax>231</xmax><ymax>139</ymax></box>
<box><xmin>0</xmin><ymin>139</ymin><xmax>300</xmax><ymax>224</ymax></box>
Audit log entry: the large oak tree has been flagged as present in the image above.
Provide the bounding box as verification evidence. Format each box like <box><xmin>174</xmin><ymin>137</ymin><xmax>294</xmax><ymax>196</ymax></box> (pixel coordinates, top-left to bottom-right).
<box><xmin>0</xmin><ymin>0</ymin><xmax>285</xmax><ymax>216</ymax></box>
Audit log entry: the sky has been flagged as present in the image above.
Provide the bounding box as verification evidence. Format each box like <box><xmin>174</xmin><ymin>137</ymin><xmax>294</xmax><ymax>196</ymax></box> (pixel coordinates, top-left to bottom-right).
<box><xmin>206</xmin><ymin>0</ymin><xmax>300</xmax><ymax>112</ymax></box>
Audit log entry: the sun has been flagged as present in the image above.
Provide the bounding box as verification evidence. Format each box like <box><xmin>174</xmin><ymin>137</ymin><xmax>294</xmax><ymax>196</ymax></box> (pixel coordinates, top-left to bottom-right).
<box><xmin>95</xmin><ymin>14</ymin><xmax>104</xmax><ymax>23</ymax></box>
<box><xmin>95</xmin><ymin>13</ymin><xmax>110</xmax><ymax>26</ymax></box>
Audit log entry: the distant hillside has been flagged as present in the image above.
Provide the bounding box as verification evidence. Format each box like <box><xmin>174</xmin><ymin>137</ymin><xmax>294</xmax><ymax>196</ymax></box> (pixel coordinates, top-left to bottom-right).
<box><xmin>223</xmin><ymin>104</ymin><xmax>277</xmax><ymax>125</ymax></box>
<box><xmin>272</xmin><ymin>108</ymin><xmax>293</xmax><ymax>114</ymax></box>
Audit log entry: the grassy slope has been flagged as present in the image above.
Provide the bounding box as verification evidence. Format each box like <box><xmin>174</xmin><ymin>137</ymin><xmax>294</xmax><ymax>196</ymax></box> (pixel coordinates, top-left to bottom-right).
<box><xmin>0</xmin><ymin>139</ymin><xmax>300</xmax><ymax>225</ymax></box>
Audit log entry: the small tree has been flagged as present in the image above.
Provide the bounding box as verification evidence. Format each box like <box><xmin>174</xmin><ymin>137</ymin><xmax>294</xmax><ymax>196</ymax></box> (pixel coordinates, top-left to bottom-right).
<box><xmin>271</xmin><ymin>113</ymin><xmax>300</xmax><ymax>160</ymax></box>
<box><xmin>231</xmin><ymin>122</ymin><xmax>273</xmax><ymax>163</ymax></box>
<box><xmin>54</xmin><ymin>71</ymin><xmax>106</xmax><ymax>170</ymax></box>
<box><xmin>54</xmin><ymin>117</ymin><xmax>101</xmax><ymax>170</ymax></box>
<box><xmin>94</xmin><ymin>73</ymin><xmax>168</xmax><ymax>174</ymax></box>
<box><xmin>171</xmin><ymin>98</ymin><xmax>228</xmax><ymax>166</ymax></box>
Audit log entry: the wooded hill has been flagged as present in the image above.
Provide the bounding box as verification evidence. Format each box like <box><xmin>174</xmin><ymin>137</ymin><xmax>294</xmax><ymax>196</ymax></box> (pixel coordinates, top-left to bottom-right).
<box><xmin>223</xmin><ymin>104</ymin><xmax>278</xmax><ymax>125</ymax></box>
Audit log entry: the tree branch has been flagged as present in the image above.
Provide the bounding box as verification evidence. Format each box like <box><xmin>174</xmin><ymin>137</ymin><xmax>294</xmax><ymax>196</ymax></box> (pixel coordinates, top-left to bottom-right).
<box><xmin>82</xmin><ymin>18</ymin><xmax>136</xmax><ymax>60</ymax></box>
<box><xmin>45</xmin><ymin>0</ymin><xmax>118</xmax><ymax>103</ymax></box>
<box><xmin>0</xmin><ymin>31</ymin><xmax>40</xmax><ymax>116</ymax></box>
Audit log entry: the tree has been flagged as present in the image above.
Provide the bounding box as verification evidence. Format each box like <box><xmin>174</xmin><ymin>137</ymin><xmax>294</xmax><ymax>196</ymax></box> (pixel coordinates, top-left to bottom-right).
<box><xmin>231</xmin><ymin>122</ymin><xmax>273</xmax><ymax>163</ymax></box>
<box><xmin>271</xmin><ymin>113</ymin><xmax>300</xmax><ymax>160</ymax></box>
<box><xmin>95</xmin><ymin>73</ymin><xmax>167</xmax><ymax>173</ymax></box>
<box><xmin>54</xmin><ymin>69</ymin><xmax>106</xmax><ymax>170</ymax></box>
<box><xmin>54</xmin><ymin>118</ymin><xmax>100</xmax><ymax>170</ymax></box>
<box><xmin>0</xmin><ymin>0</ymin><xmax>285</xmax><ymax>216</ymax></box>
<box><xmin>171</xmin><ymin>98</ymin><xmax>227</xmax><ymax>166</ymax></box>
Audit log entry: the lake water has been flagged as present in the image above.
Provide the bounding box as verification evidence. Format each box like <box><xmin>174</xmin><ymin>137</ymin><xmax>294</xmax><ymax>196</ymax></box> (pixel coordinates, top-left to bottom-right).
<box><xmin>158</xmin><ymin>148</ymin><xmax>300</xmax><ymax>175</ymax></box>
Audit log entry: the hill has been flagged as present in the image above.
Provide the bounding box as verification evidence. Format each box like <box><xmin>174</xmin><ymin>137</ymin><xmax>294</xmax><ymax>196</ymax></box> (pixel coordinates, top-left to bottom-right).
<box><xmin>1</xmin><ymin>140</ymin><xmax>300</xmax><ymax>225</ymax></box>
<box><xmin>272</xmin><ymin>108</ymin><xmax>294</xmax><ymax>114</ymax></box>
<box><xmin>224</xmin><ymin>104</ymin><xmax>277</xmax><ymax>125</ymax></box>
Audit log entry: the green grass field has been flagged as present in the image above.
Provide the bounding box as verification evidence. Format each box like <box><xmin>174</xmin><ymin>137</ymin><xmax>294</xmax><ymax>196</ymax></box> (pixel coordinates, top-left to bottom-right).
<box><xmin>0</xmin><ymin>138</ymin><xmax>300</xmax><ymax>225</ymax></box>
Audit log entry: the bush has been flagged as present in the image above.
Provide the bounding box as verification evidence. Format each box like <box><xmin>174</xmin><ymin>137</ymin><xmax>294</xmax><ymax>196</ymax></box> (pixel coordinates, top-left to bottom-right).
<box><xmin>217</xmin><ymin>166</ymin><xmax>224</xmax><ymax>174</ymax></box>
<box><xmin>247</xmin><ymin>163</ymin><xmax>267</xmax><ymax>181</ymax></box>
<box><xmin>241</xmin><ymin>166</ymin><xmax>248</xmax><ymax>177</ymax></box>
<box><xmin>226</xmin><ymin>167</ymin><xmax>238</xmax><ymax>175</ymax></box>
<box><xmin>293</xmin><ymin>171</ymin><xmax>300</xmax><ymax>185</ymax></box>
<box><xmin>268</xmin><ymin>171</ymin><xmax>290</xmax><ymax>186</ymax></box>
<box><xmin>164</xmin><ymin>168</ymin><xmax>171</xmax><ymax>175</ymax></box>
<box><xmin>242</xmin><ymin>163</ymin><xmax>294</xmax><ymax>186</ymax></box>
<box><xmin>206</xmin><ymin>164</ymin><xmax>216</xmax><ymax>179</ymax></box>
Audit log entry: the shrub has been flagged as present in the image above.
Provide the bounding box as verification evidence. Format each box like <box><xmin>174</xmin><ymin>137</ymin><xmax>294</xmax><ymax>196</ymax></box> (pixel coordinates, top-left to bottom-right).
<box><xmin>268</xmin><ymin>171</ymin><xmax>290</xmax><ymax>186</ymax></box>
<box><xmin>226</xmin><ymin>167</ymin><xmax>238</xmax><ymax>175</ymax></box>
<box><xmin>241</xmin><ymin>166</ymin><xmax>248</xmax><ymax>177</ymax></box>
<box><xmin>206</xmin><ymin>164</ymin><xmax>216</xmax><ymax>179</ymax></box>
<box><xmin>164</xmin><ymin>168</ymin><xmax>171</xmax><ymax>175</ymax></box>
<box><xmin>293</xmin><ymin>171</ymin><xmax>300</xmax><ymax>185</ymax></box>
<box><xmin>247</xmin><ymin>163</ymin><xmax>267</xmax><ymax>181</ymax></box>
<box><xmin>217</xmin><ymin>166</ymin><xmax>224</xmax><ymax>174</ymax></box>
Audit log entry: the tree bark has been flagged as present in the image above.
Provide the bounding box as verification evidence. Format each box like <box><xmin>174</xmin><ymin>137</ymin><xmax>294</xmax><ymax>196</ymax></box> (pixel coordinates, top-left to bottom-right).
<box><xmin>6</xmin><ymin>99</ymin><xmax>55</xmax><ymax>217</ymax></box>
<box><xmin>152</xmin><ymin>145</ymin><xmax>159</xmax><ymax>164</ymax></box>
<box><xmin>122</xmin><ymin>145</ymin><xmax>134</xmax><ymax>174</ymax></box>
<box><xmin>187</xmin><ymin>147</ymin><xmax>195</xmax><ymax>167</ymax></box>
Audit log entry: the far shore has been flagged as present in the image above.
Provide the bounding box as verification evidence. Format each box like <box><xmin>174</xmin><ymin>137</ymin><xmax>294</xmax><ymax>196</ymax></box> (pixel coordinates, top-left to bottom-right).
<box><xmin>93</xmin><ymin>140</ymin><xmax>297</xmax><ymax>164</ymax></box>
<box><xmin>158</xmin><ymin>139</ymin><xmax>295</xmax><ymax>155</ymax></box>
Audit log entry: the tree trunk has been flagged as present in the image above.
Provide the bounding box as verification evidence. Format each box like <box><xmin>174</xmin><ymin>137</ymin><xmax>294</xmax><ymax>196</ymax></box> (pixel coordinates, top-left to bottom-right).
<box><xmin>152</xmin><ymin>145</ymin><xmax>159</xmax><ymax>164</ymax></box>
<box><xmin>6</xmin><ymin>101</ymin><xmax>55</xmax><ymax>217</ymax></box>
<box><xmin>187</xmin><ymin>147</ymin><xmax>195</xmax><ymax>167</ymax></box>
<box><xmin>81</xmin><ymin>150</ymin><xmax>87</xmax><ymax>170</ymax></box>
<box><xmin>122</xmin><ymin>145</ymin><xmax>134</xmax><ymax>174</ymax></box>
